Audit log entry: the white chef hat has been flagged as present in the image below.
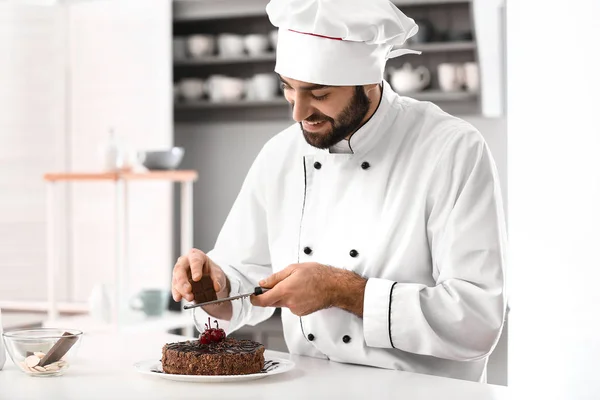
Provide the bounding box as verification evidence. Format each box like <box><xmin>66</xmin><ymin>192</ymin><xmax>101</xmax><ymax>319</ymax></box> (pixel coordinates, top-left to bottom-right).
<box><xmin>266</xmin><ymin>0</ymin><xmax>421</xmax><ymax>86</ymax></box>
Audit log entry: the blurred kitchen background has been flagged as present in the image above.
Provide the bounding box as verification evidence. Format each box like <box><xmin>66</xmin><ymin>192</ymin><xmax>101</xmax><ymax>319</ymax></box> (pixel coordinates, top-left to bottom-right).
<box><xmin>0</xmin><ymin>0</ymin><xmax>507</xmax><ymax>385</ymax></box>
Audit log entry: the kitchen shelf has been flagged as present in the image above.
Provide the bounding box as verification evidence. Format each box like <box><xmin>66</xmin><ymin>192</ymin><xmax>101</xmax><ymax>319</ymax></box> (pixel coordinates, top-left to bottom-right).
<box><xmin>173</xmin><ymin>41</ymin><xmax>475</xmax><ymax>67</ymax></box>
<box><xmin>174</xmin><ymin>53</ymin><xmax>276</xmax><ymax>66</ymax></box>
<box><xmin>407</xmin><ymin>40</ymin><xmax>475</xmax><ymax>52</ymax></box>
<box><xmin>408</xmin><ymin>90</ymin><xmax>478</xmax><ymax>102</ymax></box>
<box><xmin>174</xmin><ymin>91</ymin><xmax>477</xmax><ymax>110</ymax></box>
<box><xmin>173</xmin><ymin>0</ymin><xmax>472</xmax><ymax>22</ymax></box>
<box><xmin>175</xmin><ymin>98</ymin><xmax>288</xmax><ymax>109</ymax></box>
<box><xmin>172</xmin><ymin>0</ymin><xmax>483</xmax><ymax>119</ymax></box>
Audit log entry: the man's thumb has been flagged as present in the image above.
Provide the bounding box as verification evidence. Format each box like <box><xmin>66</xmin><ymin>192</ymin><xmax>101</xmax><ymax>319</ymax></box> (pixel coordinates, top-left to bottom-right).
<box><xmin>259</xmin><ymin>266</ymin><xmax>293</xmax><ymax>288</ymax></box>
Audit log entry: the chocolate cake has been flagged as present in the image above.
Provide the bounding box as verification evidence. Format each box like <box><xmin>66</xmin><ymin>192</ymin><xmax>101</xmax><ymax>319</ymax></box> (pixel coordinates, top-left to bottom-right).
<box><xmin>161</xmin><ymin>337</ymin><xmax>265</xmax><ymax>375</ymax></box>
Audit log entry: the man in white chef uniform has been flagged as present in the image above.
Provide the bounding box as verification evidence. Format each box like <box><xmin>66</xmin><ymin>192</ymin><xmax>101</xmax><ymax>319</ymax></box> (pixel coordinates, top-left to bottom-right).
<box><xmin>171</xmin><ymin>0</ymin><xmax>507</xmax><ymax>383</ymax></box>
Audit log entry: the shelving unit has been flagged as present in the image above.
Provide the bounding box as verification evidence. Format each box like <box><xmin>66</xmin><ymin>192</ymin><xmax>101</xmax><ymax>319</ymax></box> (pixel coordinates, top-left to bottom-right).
<box><xmin>176</xmin><ymin>98</ymin><xmax>287</xmax><ymax>109</ymax></box>
<box><xmin>172</xmin><ymin>0</ymin><xmax>480</xmax><ymax>118</ymax></box>
<box><xmin>174</xmin><ymin>90</ymin><xmax>476</xmax><ymax>110</ymax></box>
<box><xmin>173</xmin><ymin>41</ymin><xmax>476</xmax><ymax>67</ymax></box>
<box><xmin>172</xmin><ymin>0</ymin><xmax>472</xmax><ymax>22</ymax></box>
<box><xmin>175</xmin><ymin>53</ymin><xmax>276</xmax><ymax>66</ymax></box>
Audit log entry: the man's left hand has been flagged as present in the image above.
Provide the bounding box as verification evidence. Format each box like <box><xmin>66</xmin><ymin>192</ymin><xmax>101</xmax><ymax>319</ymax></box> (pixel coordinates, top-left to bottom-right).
<box><xmin>250</xmin><ymin>262</ymin><xmax>367</xmax><ymax>317</ymax></box>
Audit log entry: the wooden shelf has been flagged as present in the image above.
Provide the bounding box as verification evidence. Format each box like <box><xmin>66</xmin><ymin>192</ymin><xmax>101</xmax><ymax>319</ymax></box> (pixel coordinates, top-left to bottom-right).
<box><xmin>43</xmin><ymin>170</ymin><xmax>199</xmax><ymax>182</ymax></box>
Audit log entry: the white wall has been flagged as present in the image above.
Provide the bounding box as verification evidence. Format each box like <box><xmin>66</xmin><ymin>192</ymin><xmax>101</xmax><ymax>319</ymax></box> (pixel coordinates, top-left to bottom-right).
<box><xmin>0</xmin><ymin>4</ymin><xmax>68</xmax><ymax>300</ymax></box>
<box><xmin>68</xmin><ymin>0</ymin><xmax>174</xmax><ymax>300</ymax></box>
<box><xmin>0</xmin><ymin>0</ymin><xmax>174</xmax><ymax>306</ymax></box>
<box><xmin>507</xmin><ymin>1</ymin><xmax>600</xmax><ymax>399</ymax></box>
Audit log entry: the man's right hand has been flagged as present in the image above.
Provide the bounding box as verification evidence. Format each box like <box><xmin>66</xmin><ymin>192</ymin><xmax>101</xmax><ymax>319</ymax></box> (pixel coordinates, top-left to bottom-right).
<box><xmin>171</xmin><ymin>248</ymin><xmax>233</xmax><ymax>320</ymax></box>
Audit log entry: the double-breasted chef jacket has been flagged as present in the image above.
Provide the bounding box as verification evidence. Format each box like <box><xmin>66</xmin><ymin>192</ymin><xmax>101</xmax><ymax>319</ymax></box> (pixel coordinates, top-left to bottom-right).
<box><xmin>199</xmin><ymin>80</ymin><xmax>507</xmax><ymax>383</ymax></box>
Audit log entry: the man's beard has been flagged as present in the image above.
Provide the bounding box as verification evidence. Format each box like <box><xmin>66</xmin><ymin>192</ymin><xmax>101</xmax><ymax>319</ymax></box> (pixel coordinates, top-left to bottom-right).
<box><xmin>299</xmin><ymin>86</ymin><xmax>371</xmax><ymax>149</ymax></box>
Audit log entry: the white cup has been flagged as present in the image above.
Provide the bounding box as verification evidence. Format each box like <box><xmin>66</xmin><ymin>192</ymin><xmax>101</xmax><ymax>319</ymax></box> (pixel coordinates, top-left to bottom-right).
<box><xmin>217</xmin><ymin>34</ymin><xmax>245</xmax><ymax>57</ymax></box>
<box><xmin>244</xmin><ymin>34</ymin><xmax>270</xmax><ymax>56</ymax></box>
<box><xmin>464</xmin><ymin>62</ymin><xmax>480</xmax><ymax>93</ymax></box>
<box><xmin>187</xmin><ymin>34</ymin><xmax>215</xmax><ymax>58</ymax></box>
<box><xmin>246</xmin><ymin>73</ymin><xmax>279</xmax><ymax>101</ymax></box>
<box><xmin>205</xmin><ymin>75</ymin><xmax>246</xmax><ymax>102</ymax></box>
<box><xmin>438</xmin><ymin>63</ymin><xmax>465</xmax><ymax>92</ymax></box>
<box><xmin>179</xmin><ymin>79</ymin><xmax>205</xmax><ymax>102</ymax></box>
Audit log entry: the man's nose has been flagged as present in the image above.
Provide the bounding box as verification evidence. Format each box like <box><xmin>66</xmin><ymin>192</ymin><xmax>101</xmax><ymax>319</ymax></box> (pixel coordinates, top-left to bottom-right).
<box><xmin>291</xmin><ymin>96</ymin><xmax>312</xmax><ymax>122</ymax></box>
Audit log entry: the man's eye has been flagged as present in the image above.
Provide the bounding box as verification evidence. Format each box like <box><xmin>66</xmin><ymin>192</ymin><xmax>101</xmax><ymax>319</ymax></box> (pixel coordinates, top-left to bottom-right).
<box><xmin>280</xmin><ymin>84</ymin><xmax>290</xmax><ymax>91</ymax></box>
<box><xmin>312</xmin><ymin>93</ymin><xmax>329</xmax><ymax>101</ymax></box>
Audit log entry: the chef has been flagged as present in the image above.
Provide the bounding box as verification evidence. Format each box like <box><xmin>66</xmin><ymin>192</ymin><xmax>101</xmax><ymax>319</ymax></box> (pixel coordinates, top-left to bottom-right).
<box><xmin>171</xmin><ymin>0</ymin><xmax>507</xmax><ymax>383</ymax></box>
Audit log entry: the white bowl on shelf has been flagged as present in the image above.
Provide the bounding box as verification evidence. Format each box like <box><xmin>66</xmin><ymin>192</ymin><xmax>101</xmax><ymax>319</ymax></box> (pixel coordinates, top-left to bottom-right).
<box><xmin>138</xmin><ymin>148</ymin><xmax>185</xmax><ymax>170</ymax></box>
<box><xmin>187</xmin><ymin>34</ymin><xmax>215</xmax><ymax>58</ymax></box>
<box><xmin>178</xmin><ymin>79</ymin><xmax>205</xmax><ymax>102</ymax></box>
<box><xmin>244</xmin><ymin>34</ymin><xmax>269</xmax><ymax>56</ymax></box>
<box><xmin>205</xmin><ymin>75</ymin><xmax>245</xmax><ymax>102</ymax></box>
<box><xmin>217</xmin><ymin>34</ymin><xmax>245</xmax><ymax>57</ymax></box>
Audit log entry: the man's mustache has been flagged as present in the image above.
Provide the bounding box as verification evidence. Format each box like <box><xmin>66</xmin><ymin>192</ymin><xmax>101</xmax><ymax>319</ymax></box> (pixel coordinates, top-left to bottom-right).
<box><xmin>304</xmin><ymin>114</ymin><xmax>334</xmax><ymax>123</ymax></box>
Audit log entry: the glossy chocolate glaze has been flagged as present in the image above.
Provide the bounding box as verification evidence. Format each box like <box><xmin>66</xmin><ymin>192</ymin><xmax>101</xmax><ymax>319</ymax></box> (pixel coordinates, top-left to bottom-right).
<box><xmin>165</xmin><ymin>337</ymin><xmax>263</xmax><ymax>355</ymax></box>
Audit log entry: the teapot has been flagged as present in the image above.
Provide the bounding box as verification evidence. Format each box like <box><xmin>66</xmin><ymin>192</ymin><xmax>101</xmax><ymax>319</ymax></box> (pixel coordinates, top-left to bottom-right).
<box><xmin>388</xmin><ymin>63</ymin><xmax>431</xmax><ymax>93</ymax></box>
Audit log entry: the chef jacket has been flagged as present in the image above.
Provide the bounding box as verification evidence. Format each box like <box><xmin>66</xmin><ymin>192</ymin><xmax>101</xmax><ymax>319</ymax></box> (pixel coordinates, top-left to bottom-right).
<box><xmin>202</xmin><ymin>80</ymin><xmax>507</xmax><ymax>383</ymax></box>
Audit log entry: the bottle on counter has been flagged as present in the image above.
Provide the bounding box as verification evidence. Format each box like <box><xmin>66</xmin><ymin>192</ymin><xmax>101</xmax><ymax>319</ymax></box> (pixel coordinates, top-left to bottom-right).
<box><xmin>101</xmin><ymin>128</ymin><xmax>124</xmax><ymax>172</ymax></box>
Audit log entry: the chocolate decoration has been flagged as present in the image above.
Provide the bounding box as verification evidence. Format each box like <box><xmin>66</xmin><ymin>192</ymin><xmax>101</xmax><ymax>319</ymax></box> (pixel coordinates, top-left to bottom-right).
<box><xmin>165</xmin><ymin>338</ymin><xmax>262</xmax><ymax>355</ymax></box>
<box><xmin>38</xmin><ymin>332</ymin><xmax>78</xmax><ymax>367</ymax></box>
<box><xmin>187</xmin><ymin>273</ymin><xmax>217</xmax><ymax>304</ymax></box>
<box><xmin>261</xmin><ymin>360</ymin><xmax>280</xmax><ymax>373</ymax></box>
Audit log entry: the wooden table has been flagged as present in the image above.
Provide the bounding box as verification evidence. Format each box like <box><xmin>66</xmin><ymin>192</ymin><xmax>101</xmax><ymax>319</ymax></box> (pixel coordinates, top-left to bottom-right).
<box><xmin>42</xmin><ymin>171</ymin><xmax>198</xmax><ymax>326</ymax></box>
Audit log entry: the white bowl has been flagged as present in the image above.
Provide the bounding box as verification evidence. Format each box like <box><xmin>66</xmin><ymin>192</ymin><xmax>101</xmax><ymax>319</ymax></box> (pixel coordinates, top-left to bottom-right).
<box><xmin>138</xmin><ymin>147</ymin><xmax>185</xmax><ymax>170</ymax></box>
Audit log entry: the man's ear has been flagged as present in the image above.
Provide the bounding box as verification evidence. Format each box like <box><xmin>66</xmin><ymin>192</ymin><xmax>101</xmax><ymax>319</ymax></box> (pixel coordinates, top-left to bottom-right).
<box><xmin>363</xmin><ymin>83</ymin><xmax>380</xmax><ymax>95</ymax></box>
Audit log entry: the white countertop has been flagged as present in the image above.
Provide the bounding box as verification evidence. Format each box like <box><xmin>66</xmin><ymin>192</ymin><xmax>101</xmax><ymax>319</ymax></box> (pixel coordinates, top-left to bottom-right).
<box><xmin>0</xmin><ymin>332</ymin><xmax>509</xmax><ymax>400</ymax></box>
